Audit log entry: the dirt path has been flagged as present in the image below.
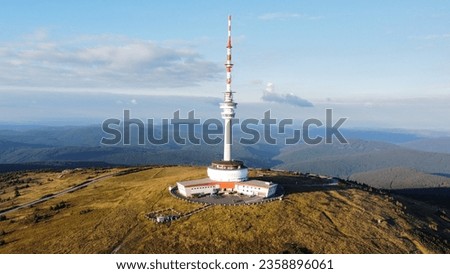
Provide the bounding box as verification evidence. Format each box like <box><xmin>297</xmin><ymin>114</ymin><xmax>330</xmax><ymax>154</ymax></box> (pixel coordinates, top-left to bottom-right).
<box><xmin>111</xmin><ymin>223</ymin><xmax>139</xmax><ymax>254</ymax></box>
<box><xmin>0</xmin><ymin>172</ymin><xmax>122</xmax><ymax>215</ymax></box>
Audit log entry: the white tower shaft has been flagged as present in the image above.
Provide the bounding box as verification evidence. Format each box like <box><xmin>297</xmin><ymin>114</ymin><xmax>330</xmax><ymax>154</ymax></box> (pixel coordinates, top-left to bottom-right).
<box><xmin>220</xmin><ymin>15</ymin><xmax>237</xmax><ymax>161</ymax></box>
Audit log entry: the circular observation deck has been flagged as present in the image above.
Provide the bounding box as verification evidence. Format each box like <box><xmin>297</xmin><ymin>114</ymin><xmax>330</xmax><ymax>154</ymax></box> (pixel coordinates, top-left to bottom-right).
<box><xmin>207</xmin><ymin>160</ymin><xmax>248</xmax><ymax>182</ymax></box>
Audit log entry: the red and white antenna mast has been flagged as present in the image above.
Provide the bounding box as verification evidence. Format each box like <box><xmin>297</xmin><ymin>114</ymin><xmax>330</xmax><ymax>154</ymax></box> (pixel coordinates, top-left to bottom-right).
<box><xmin>225</xmin><ymin>15</ymin><xmax>233</xmax><ymax>98</ymax></box>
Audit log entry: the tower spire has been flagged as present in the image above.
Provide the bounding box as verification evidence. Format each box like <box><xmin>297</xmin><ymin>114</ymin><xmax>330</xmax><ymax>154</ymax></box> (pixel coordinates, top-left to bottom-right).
<box><xmin>225</xmin><ymin>15</ymin><xmax>233</xmax><ymax>96</ymax></box>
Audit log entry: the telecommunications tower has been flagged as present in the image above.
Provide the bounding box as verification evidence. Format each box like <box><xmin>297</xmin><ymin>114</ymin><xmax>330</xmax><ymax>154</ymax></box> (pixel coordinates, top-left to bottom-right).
<box><xmin>175</xmin><ymin>16</ymin><xmax>278</xmax><ymax>200</ymax></box>
<box><xmin>207</xmin><ymin>15</ymin><xmax>248</xmax><ymax>182</ymax></box>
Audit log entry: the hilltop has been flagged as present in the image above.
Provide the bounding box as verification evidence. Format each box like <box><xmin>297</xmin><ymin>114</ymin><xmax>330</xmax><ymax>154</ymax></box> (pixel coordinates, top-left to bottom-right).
<box><xmin>0</xmin><ymin>166</ymin><xmax>448</xmax><ymax>254</ymax></box>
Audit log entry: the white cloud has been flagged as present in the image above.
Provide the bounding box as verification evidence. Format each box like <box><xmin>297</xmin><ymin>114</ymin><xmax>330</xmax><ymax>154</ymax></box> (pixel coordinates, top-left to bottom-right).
<box><xmin>261</xmin><ymin>82</ymin><xmax>313</xmax><ymax>107</ymax></box>
<box><xmin>258</xmin><ymin>12</ymin><xmax>322</xmax><ymax>21</ymax></box>
<box><xmin>0</xmin><ymin>32</ymin><xmax>222</xmax><ymax>91</ymax></box>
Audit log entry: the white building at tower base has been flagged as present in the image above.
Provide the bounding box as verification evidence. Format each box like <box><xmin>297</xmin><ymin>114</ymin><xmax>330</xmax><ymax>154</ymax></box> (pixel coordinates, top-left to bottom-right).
<box><xmin>176</xmin><ymin>177</ymin><xmax>278</xmax><ymax>198</ymax></box>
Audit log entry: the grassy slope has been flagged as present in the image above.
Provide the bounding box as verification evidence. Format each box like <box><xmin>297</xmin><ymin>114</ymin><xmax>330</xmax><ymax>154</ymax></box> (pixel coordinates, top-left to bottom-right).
<box><xmin>0</xmin><ymin>166</ymin><xmax>448</xmax><ymax>254</ymax></box>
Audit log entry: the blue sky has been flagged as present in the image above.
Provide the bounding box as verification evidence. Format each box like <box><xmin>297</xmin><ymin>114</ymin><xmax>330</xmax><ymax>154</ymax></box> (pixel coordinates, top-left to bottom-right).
<box><xmin>0</xmin><ymin>1</ymin><xmax>449</xmax><ymax>132</ymax></box>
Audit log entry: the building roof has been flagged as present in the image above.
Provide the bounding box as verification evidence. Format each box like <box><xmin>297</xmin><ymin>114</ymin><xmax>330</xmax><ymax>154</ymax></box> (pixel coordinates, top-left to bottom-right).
<box><xmin>176</xmin><ymin>177</ymin><xmax>213</xmax><ymax>187</ymax></box>
<box><xmin>236</xmin><ymin>180</ymin><xmax>275</xmax><ymax>189</ymax></box>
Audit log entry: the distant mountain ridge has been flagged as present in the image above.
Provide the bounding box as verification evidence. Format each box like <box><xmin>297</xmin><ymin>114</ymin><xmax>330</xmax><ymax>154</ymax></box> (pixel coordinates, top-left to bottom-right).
<box><xmin>0</xmin><ymin>126</ymin><xmax>449</xmax><ymax>195</ymax></box>
<box><xmin>274</xmin><ymin>139</ymin><xmax>450</xmax><ymax>177</ymax></box>
<box><xmin>349</xmin><ymin>167</ymin><xmax>450</xmax><ymax>189</ymax></box>
<box><xmin>399</xmin><ymin>137</ymin><xmax>450</xmax><ymax>154</ymax></box>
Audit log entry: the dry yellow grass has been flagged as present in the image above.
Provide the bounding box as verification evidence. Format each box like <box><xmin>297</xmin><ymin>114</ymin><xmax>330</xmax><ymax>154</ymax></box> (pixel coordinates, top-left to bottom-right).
<box><xmin>0</xmin><ymin>166</ymin><xmax>448</xmax><ymax>254</ymax></box>
<box><xmin>0</xmin><ymin>168</ymin><xmax>120</xmax><ymax>211</ymax></box>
